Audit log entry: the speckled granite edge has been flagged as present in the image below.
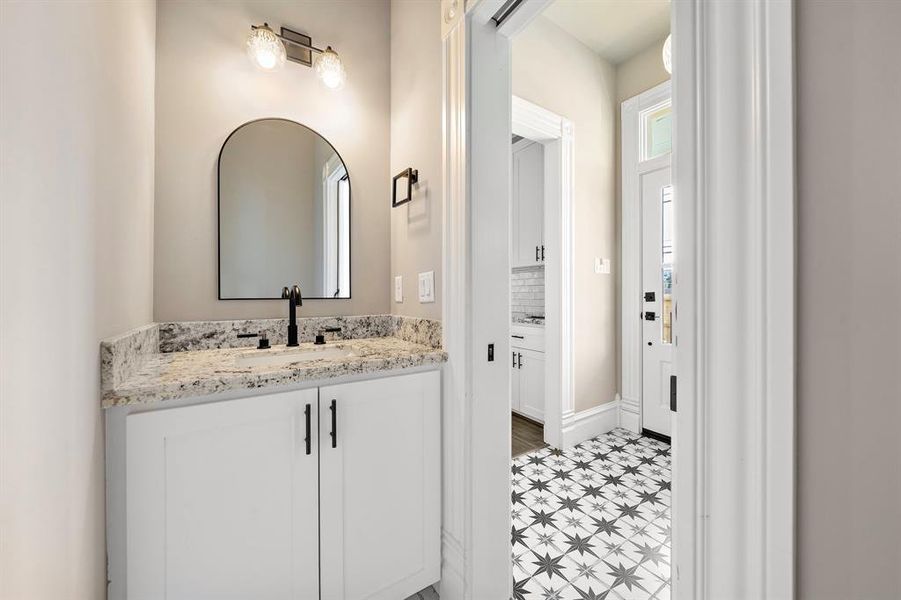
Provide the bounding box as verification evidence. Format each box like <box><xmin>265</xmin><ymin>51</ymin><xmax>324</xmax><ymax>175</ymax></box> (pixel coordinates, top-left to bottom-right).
<box><xmin>102</xmin><ymin>337</ymin><xmax>447</xmax><ymax>407</ymax></box>
<box><xmin>158</xmin><ymin>315</ymin><xmax>442</xmax><ymax>352</ymax></box>
<box><xmin>100</xmin><ymin>323</ymin><xmax>159</xmax><ymax>392</ymax></box>
<box><xmin>392</xmin><ymin>316</ymin><xmax>442</xmax><ymax>349</ymax></box>
<box><xmin>159</xmin><ymin>315</ymin><xmax>397</xmax><ymax>352</ymax></box>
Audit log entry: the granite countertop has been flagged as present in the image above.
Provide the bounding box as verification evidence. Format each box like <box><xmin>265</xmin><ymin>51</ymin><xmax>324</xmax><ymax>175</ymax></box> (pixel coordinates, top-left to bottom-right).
<box><xmin>513</xmin><ymin>316</ymin><xmax>545</xmax><ymax>326</ymax></box>
<box><xmin>103</xmin><ymin>337</ymin><xmax>446</xmax><ymax>408</ymax></box>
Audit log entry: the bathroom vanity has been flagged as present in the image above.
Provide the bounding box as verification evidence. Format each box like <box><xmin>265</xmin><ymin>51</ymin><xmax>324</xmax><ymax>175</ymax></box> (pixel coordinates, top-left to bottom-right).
<box><xmin>102</xmin><ymin>316</ymin><xmax>444</xmax><ymax>600</ymax></box>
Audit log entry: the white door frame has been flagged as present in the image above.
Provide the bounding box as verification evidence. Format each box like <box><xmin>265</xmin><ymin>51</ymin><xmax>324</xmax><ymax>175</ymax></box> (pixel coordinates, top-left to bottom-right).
<box><xmin>620</xmin><ymin>81</ymin><xmax>672</xmax><ymax>434</ymax></box>
<box><xmin>440</xmin><ymin>0</ymin><xmax>795</xmax><ymax>598</ymax></box>
<box><xmin>511</xmin><ymin>95</ymin><xmax>574</xmax><ymax>450</ymax></box>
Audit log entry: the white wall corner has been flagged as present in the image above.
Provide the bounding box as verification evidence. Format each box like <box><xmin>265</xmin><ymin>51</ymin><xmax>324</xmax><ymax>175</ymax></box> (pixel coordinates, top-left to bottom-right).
<box><xmin>561</xmin><ymin>399</ymin><xmax>620</xmax><ymax>448</ymax></box>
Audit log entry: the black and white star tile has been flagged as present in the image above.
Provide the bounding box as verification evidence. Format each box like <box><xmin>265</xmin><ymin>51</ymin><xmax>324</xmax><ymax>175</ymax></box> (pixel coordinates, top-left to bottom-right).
<box><xmin>511</xmin><ymin>428</ymin><xmax>671</xmax><ymax>600</ymax></box>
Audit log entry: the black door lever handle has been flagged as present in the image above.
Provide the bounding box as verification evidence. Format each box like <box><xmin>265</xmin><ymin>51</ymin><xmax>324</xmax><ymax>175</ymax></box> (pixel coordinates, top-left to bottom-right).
<box><xmin>304</xmin><ymin>403</ymin><xmax>311</xmax><ymax>455</ymax></box>
<box><xmin>329</xmin><ymin>399</ymin><xmax>337</xmax><ymax>448</ymax></box>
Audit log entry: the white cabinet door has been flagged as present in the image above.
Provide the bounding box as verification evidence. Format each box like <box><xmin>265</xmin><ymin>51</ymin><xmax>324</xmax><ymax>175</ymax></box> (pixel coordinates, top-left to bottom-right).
<box><xmin>518</xmin><ymin>348</ymin><xmax>545</xmax><ymax>423</ymax></box>
<box><xmin>126</xmin><ymin>389</ymin><xmax>320</xmax><ymax>600</ymax></box>
<box><xmin>512</xmin><ymin>140</ymin><xmax>544</xmax><ymax>268</ymax></box>
<box><xmin>319</xmin><ymin>371</ymin><xmax>441</xmax><ymax>600</ymax></box>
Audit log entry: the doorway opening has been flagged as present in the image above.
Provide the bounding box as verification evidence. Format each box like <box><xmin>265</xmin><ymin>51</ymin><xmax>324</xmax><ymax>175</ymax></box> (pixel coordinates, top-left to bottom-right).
<box><xmin>439</xmin><ymin>0</ymin><xmax>795</xmax><ymax>597</ymax></box>
<box><xmin>506</xmin><ymin>3</ymin><xmax>674</xmax><ymax>598</ymax></box>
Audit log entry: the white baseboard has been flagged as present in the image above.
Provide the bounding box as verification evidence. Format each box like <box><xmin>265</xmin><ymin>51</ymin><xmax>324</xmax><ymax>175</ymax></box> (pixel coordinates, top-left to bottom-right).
<box><xmin>561</xmin><ymin>400</ymin><xmax>620</xmax><ymax>448</ymax></box>
<box><xmin>439</xmin><ymin>530</ymin><xmax>465</xmax><ymax>600</ymax></box>
<box><xmin>618</xmin><ymin>393</ymin><xmax>641</xmax><ymax>433</ymax></box>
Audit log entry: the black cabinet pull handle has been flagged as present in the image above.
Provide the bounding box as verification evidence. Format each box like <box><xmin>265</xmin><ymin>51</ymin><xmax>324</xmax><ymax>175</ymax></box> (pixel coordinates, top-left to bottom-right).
<box><xmin>304</xmin><ymin>403</ymin><xmax>311</xmax><ymax>455</ymax></box>
<box><xmin>535</xmin><ymin>246</ymin><xmax>539</xmax><ymax>261</ymax></box>
<box><xmin>329</xmin><ymin>399</ymin><xmax>337</xmax><ymax>448</ymax></box>
<box><xmin>517</xmin><ymin>352</ymin><xmax>523</xmax><ymax>369</ymax></box>
<box><xmin>512</xmin><ymin>351</ymin><xmax>516</xmax><ymax>368</ymax></box>
<box><xmin>511</xmin><ymin>334</ymin><xmax>524</xmax><ymax>339</ymax></box>
<box><xmin>541</xmin><ymin>245</ymin><xmax>545</xmax><ymax>261</ymax></box>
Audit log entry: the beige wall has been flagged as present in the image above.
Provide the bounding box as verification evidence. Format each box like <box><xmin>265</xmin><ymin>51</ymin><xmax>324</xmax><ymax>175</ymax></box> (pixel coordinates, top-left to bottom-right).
<box><xmin>614</xmin><ymin>36</ymin><xmax>670</xmax><ymax>392</ymax></box>
<box><xmin>0</xmin><ymin>1</ymin><xmax>156</xmax><ymax>597</ymax></box>
<box><xmin>389</xmin><ymin>0</ymin><xmax>443</xmax><ymax>319</ymax></box>
<box><xmin>513</xmin><ymin>17</ymin><xmax>617</xmax><ymax>412</ymax></box>
<box><xmin>797</xmin><ymin>1</ymin><xmax>901</xmax><ymax>597</ymax></box>
<box><xmin>154</xmin><ymin>0</ymin><xmax>391</xmax><ymax>321</ymax></box>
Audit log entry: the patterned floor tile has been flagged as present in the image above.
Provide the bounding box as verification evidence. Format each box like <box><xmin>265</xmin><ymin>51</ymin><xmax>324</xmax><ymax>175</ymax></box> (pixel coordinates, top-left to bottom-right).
<box><xmin>512</xmin><ymin>428</ymin><xmax>671</xmax><ymax>600</ymax></box>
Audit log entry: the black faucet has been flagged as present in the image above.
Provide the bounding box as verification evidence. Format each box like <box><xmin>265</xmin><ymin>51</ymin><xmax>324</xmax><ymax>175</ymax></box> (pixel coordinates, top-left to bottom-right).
<box><xmin>281</xmin><ymin>284</ymin><xmax>303</xmax><ymax>347</ymax></box>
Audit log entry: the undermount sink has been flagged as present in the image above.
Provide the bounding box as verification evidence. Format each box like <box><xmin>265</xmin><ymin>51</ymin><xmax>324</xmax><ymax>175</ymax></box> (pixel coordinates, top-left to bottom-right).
<box><xmin>235</xmin><ymin>345</ymin><xmax>357</xmax><ymax>368</ymax></box>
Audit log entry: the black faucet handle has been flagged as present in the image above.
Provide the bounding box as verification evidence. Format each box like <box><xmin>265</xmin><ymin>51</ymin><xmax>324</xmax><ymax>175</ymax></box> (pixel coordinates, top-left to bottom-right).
<box><xmin>293</xmin><ymin>285</ymin><xmax>303</xmax><ymax>306</ymax></box>
<box><xmin>281</xmin><ymin>286</ymin><xmax>290</xmax><ymax>299</ymax></box>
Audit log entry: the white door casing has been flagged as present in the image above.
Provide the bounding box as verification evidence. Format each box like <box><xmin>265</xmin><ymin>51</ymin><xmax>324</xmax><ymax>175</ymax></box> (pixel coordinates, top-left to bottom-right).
<box><xmin>441</xmin><ymin>0</ymin><xmax>795</xmax><ymax>598</ymax></box>
<box><xmin>620</xmin><ymin>81</ymin><xmax>672</xmax><ymax>435</ymax></box>
<box><xmin>511</xmin><ymin>95</ymin><xmax>575</xmax><ymax>450</ymax></box>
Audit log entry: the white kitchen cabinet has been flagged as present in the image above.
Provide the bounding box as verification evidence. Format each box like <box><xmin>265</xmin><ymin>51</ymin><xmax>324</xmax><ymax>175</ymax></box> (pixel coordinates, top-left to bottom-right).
<box><xmin>319</xmin><ymin>371</ymin><xmax>441</xmax><ymax>600</ymax></box>
<box><xmin>511</xmin><ymin>347</ymin><xmax>545</xmax><ymax>423</ymax></box>
<box><xmin>512</xmin><ymin>139</ymin><xmax>545</xmax><ymax>268</ymax></box>
<box><xmin>120</xmin><ymin>370</ymin><xmax>440</xmax><ymax>600</ymax></box>
<box><xmin>126</xmin><ymin>388</ymin><xmax>320</xmax><ymax>600</ymax></box>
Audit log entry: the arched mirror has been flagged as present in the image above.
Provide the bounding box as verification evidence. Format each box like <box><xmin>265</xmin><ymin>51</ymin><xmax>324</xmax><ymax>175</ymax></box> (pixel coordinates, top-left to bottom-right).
<box><xmin>218</xmin><ymin>118</ymin><xmax>350</xmax><ymax>299</ymax></box>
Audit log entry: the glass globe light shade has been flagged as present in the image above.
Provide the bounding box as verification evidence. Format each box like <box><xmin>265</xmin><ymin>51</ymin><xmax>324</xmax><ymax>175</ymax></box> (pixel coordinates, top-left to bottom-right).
<box><xmin>662</xmin><ymin>34</ymin><xmax>672</xmax><ymax>75</ymax></box>
<box><xmin>315</xmin><ymin>47</ymin><xmax>346</xmax><ymax>90</ymax></box>
<box><xmin>247</xmin><ymin>24</ymin><xmax>286</xmax><ymax>71</ymax></box>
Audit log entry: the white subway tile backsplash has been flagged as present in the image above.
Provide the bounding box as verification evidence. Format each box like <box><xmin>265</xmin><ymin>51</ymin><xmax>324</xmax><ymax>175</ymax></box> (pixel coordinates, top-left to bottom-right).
<box><xmin>511</xmin><ymin>265</ymin><xmax>545</xmax><ymax>321</ymax></box>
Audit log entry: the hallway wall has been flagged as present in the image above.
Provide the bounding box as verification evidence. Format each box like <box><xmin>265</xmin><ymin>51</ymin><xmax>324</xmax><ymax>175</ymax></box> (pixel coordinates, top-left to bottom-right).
<box><xmin>513</xmin><ymin>16</ymin><xmax>617</xmax><ymax>413</ymax></box>
<box><xmin>797</xmin><ymin>1</ymin><xmax>901</xmax><ymax>597</ymax></box>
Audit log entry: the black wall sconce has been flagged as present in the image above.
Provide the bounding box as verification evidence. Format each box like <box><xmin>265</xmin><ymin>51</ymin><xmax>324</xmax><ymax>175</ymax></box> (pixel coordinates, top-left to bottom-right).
<box><xmin>392</xmin><ymin>167</ymin><xmax>419</xmax><ymax>208</ymax></box>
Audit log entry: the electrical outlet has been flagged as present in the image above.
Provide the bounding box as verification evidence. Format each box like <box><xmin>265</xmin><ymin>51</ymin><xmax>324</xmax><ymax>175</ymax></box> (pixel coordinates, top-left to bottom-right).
<box><xmin>418</xmin><ymin>271</ymin><xmax>435</xmax><ymax>303</ymax></box>
<box><xmin>394</xmin><ymin>276</ymin><xmax>403</xmax><ymax>302</ymax></box>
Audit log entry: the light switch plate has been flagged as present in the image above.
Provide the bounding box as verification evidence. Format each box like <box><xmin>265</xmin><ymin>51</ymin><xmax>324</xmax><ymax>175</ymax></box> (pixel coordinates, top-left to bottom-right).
<box><xmin>418</xmin><ymin>271</ymin><xmax>435</xmax><ymax>303</ymax></box>
<box><xmin>394</xmin><ymin>276</ymin><xmax>403</xmax><ymax>302</ymax></box>
<box><xmin>595</xmin><ymin>257</ymin><xmax>611</xmax><ymax>274</ymax></box>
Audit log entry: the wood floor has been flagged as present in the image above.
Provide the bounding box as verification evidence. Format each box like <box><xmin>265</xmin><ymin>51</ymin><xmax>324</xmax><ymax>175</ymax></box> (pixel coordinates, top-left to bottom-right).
<box><xmin>512</xmin><ymin>412</ymin><xmax>546</xmax><ymax>457</ymax></box>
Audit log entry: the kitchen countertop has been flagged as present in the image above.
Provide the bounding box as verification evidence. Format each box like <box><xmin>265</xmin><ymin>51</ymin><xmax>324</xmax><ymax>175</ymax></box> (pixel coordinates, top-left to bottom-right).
<box><xmin>512</xmin><ymin>316</ymin><xmax>545</xmax><ymax>326</ymax></box>
<box><xmin>102</xmin><ymin>337</ymin><xmax>446</xmax><ymax>407</ymax></box>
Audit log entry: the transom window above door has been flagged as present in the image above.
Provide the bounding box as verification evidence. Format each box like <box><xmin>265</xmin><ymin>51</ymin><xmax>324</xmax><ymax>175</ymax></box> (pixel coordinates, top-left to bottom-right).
<box><xmin>640</xmin><ymin>100</ymin><xmax>672</xmax><ymax>161</ymax></box>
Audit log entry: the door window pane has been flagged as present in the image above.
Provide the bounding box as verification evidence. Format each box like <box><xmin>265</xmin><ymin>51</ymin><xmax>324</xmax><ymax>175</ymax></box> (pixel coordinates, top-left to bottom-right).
<box><xmin>661</xmin><ymin>185</ymin><xmax>674</xmax><ymax>344</ymax></box>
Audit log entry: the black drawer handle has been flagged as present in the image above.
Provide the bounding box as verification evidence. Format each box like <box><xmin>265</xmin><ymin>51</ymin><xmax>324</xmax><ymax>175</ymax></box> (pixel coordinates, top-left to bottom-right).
<box><xmin>329</xmin><ymin>399</ymin><xmax>337</xmax><ymax>448</ymax></box>
<box><xmin>304</xmin><ymin>403</ymin><xmax>311</xmax><ymax>455</ymax></box>
<box><xmin>511</xmin><ymin>334</ymin><xmax>524</xmax><ymax>339</ymax></box>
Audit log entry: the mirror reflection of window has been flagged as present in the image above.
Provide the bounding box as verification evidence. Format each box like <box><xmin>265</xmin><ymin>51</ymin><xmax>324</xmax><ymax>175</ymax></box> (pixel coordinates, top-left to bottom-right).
<box><xmin>218</xmin><ymin>119</ymin><xmax>351</xmax><ymax>299</ymax></box>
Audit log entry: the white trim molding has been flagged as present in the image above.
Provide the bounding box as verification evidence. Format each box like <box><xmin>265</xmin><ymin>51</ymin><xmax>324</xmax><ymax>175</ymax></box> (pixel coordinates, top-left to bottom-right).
<box><xmin>671</xmin><ymin>0</ymin><xmax>795</xmax><ymax>598</ymax></box>
<box><xmin>617</xmin><ymin>393</ymin><xmax>640</xmax><ymax>433</ymax></box>
<box><xmin>561</xmin><ymin>400</ymin><xmax>620</xmax><ymax>449</ymax></box>
<box><xmin>620</xmin><ymin>81</ymin><xmax>672</xmax><ymax>436</ymax></box>
<box><xmin>511</xmin><ymin>96</ymin><xmax>575</xmax><ymax>450</ymax></box>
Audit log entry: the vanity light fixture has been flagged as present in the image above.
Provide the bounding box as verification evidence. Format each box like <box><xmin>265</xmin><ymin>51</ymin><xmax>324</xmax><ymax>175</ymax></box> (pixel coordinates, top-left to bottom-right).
<box><xmin>662</xmin><ymin>34</ymin><xmax>672</xmax><ymax>75</ymax></box>
<box><xmin>246</xmin><ymin>23</ymin><xmax>346</xmax><ymax>90</ymax></box>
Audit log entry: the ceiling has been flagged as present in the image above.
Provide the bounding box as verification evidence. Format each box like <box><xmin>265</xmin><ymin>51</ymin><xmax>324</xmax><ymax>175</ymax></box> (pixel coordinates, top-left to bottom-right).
<box><xmin>541</xmin><ymin>0</ymin><xmax>671</xmax><ymax>65</ymax></box>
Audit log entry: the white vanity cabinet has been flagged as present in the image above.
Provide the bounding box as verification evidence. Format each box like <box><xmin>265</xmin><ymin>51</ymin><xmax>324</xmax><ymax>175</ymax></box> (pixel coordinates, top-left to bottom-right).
<box><xmin>510</xmin><ymin>325</ymin><xmax>545</xmax><ymax>423</ymax></box>
<box><xmin>511</xmin><ymin>139</ymin><xmax>545</xmax><ymax>268</ymax></box>
<box><xmin>117</xmin><ymin>370</ymin><xmax>440</xmax><ymax>600</ymax></box>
